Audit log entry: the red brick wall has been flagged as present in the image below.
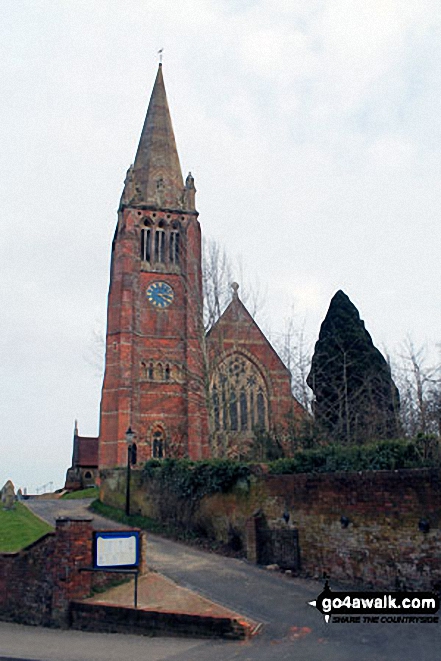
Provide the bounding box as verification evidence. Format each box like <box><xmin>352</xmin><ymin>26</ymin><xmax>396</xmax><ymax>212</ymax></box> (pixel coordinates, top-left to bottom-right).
<box><xmin>69</xmin><ymin>600</ymin><xmax>249</xmax><ymax>639</ymax></box>
<box><xmin>260</xmin><ymin>470</ymin><xmax>441</xmax><ymax>590</ymax></box>
<box><xmin>101</xmin><ymin>467</ymin><xmax>441</xmax><ymax>591</ymax></box>
<box><xmin>0</xmin><ymin>517</ymin><xmax>145</xmax><ymax>627</ymax></box>
<box><xmin>0</xmin><ymin>533</ymin><xmax>56</xmax><ymax>625</ymax></box>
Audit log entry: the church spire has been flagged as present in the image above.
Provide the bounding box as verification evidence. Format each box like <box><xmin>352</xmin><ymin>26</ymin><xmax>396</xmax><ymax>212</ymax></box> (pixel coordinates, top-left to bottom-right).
<box><xmin>121</xmin><ymin>64</ymin><xmax>185</xmax><ymax>210</ymax></box>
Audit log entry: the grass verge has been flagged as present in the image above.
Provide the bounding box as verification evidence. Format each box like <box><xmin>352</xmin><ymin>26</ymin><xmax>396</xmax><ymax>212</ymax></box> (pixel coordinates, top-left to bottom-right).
<box><xmin>61</xmin><ymin>487</ymin><xmax>99</xmax><ymax>500</ymax></box>
<box><xmin>89</xmin><ymin>500</ymin><xmax>244</xmax><ymax>558</ymax></box>
<box><xmin>0</xmin><ymin>503</ymin><xmax>54</xmax><ymax>552</ymax></box>
<box><xmin>90</xmin><ymin>500</ymin><xmax>171</xmax><ymax>534</ymax></box>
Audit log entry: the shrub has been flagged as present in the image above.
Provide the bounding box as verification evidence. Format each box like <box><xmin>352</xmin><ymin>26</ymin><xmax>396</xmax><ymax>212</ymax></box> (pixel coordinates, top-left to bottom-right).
<box><xmin>268</xmin><ymin>438</ymin><xmax>434</xmax><ymax>475</ymax></box>
<box><xmin>142</xmin><ymin>458</ymin><xmax>250</xmax><ymax>501</ymax></box>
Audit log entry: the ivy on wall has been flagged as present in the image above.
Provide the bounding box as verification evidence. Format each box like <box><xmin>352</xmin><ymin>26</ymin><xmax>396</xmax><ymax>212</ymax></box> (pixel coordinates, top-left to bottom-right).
<box><xmin>142</xmin><ymin>458</ymin><xmax>250</xmax><ymax>501</ymax></box>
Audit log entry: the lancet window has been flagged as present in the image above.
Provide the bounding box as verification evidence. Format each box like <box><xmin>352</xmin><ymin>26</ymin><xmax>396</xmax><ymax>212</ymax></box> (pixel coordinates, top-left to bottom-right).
<box><xmin>140</xmin><ymin>228</ymin><xmax>151</xmax><ymax>261</ymax></box>
<box><xmin>152</xmin><ymin>427</ymin><xmax>165</xmax><ymax>458</ymax></box>
<box><xmin>169</xmin><ymin>231</ymin><xmax>180</xmax><ymax>264</ymax></box>
<box><xmin>154</xmin><ymin>229</ymin><xmax>165</xmax><ymax>263</ymax></box>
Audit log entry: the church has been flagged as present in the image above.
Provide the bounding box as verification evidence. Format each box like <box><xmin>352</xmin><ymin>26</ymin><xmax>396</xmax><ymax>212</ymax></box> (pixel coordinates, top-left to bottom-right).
<box><xmin>66</xmin><ymin>65</ymin><xmax>304</xmax><ymax>488</ymax></box>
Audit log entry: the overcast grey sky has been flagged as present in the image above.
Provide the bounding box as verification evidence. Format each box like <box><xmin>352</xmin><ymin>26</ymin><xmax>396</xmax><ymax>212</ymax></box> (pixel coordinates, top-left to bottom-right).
<box><xmin>1</xmin><ymin>0</ymin><xmax>440</xmax><ymax>492</ymax></box>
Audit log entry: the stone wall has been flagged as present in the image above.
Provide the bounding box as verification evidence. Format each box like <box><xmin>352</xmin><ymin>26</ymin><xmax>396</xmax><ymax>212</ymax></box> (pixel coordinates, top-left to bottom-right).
<box><xmin>101</xmin><ymin>467</ymin><xmax>441</xmax><ymax>591</ymax></box>
<box><xmin>0</xmin><ymin>517</ymin><xmax>145</xmax><ymax>627</ymax></box>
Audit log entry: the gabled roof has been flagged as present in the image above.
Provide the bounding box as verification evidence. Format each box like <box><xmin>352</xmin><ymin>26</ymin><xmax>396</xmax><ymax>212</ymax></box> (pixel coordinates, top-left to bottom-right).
<box><xmin>207</xmin><ymin>284</ymin><xmax>291</xmax><ymax>376</ymax></box>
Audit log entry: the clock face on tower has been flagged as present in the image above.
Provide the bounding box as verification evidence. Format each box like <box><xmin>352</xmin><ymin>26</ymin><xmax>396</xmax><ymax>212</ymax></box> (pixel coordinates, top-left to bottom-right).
<box><xmin>146</xmin><ymin>281</ymin><xmax>174</xmax><ymax>309</ymax></box>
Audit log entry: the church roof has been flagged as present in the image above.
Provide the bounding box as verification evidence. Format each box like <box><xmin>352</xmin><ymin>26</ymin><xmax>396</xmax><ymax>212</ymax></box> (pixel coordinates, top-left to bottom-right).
<box><xmin>122</xmin><ymin>64</ymin><xmax>185</xmax><ymax>210</ymax></box>
<box><xmin>76</xmin><ymin>436</ymin><xmax>99</xmax><ymax>468</ymax></box>
<box><xmin>207</xmin><ymin>284</ymin><xmax>291</xmax><ymax>376</ymax></box>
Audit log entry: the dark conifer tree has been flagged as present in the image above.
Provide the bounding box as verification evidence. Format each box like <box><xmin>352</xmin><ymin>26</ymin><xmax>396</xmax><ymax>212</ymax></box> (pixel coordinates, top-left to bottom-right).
<box><xmin>307</xmin><ymin>290</ymin><xmax>400</xmax><ymax>444</ymax></box>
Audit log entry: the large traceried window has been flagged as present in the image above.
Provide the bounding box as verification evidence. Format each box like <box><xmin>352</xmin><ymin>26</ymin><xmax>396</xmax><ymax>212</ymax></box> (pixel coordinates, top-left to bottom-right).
<box><xmin>210</xmin><ymin>354</ymin><xmax>269</xmax><ymax>433</ymax></box>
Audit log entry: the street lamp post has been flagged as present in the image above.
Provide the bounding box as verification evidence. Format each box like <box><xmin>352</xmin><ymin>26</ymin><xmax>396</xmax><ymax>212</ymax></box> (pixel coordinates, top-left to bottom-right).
<box><xmin>125</xmin><ymin>427</ymin><xmax>135</xmax><ymax>516</ymax></box>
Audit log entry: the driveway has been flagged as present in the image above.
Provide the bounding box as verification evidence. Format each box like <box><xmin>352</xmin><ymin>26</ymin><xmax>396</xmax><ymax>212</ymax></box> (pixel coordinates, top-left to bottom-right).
<box><xmin>24</xmin><ymin>497</ymin><xmax>125</xmax><ymax>530</ymax></box>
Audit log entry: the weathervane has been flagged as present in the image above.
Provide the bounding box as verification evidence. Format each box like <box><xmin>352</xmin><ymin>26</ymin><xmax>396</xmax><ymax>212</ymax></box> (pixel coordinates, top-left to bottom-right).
<box><xmin>158</xmin><ymin>48</ymin><xmax>164</xmax><ymax>64</ymax></box>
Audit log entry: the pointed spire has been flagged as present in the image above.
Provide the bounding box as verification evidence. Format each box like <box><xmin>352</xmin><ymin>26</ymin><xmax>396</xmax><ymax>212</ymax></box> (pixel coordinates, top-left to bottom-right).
<box><xmin>122</xmin><ymin>65</ymin><xmax>185</xmax><ymax>210</ymax></box>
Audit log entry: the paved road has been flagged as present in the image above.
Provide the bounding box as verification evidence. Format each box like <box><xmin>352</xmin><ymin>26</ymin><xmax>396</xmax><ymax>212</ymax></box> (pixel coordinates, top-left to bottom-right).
<box><xmin>8</xmin><ymin>498</ymin><xmax>440</xmax><ymax>661</ymax></box>
<box><xmin>24</xmin><ymin>498</ymin><xmax>126</xmax><ymax>530</ymax></box>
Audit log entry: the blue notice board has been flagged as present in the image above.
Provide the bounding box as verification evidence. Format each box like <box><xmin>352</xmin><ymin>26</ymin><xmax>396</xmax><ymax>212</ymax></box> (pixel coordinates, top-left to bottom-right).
<box><xmin>93</xmin><ymin>531</ymin><xmax>140</xmax><ymax>569</ymax></box>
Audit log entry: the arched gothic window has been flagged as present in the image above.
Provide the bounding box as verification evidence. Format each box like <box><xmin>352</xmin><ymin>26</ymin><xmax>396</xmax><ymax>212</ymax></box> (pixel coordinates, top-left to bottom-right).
<box><xmin>210</xmin><ymin>355</ymin><xmax>269</xmax><ymax>433</ymax></box>
<box><xmin>152</xmin><ymin>428</ymin><xmax>165</xmax><ymax>458</ymax></box>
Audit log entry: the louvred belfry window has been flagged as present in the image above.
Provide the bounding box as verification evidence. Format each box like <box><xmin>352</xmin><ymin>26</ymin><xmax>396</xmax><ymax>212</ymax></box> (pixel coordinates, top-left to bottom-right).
<box><xmin>154</xmin><ymin>229</ymin><xmax>165</xmax><ymax>263</ymax></box>
<box><xmin>141</xmin><ymin>228</ymin><xmax>151</xmax><ymax>261</ymax></box>
<box><xmin>170</xmin><ymin>231</ymin><xmax>180</xmax><ymax>264</ymax></box>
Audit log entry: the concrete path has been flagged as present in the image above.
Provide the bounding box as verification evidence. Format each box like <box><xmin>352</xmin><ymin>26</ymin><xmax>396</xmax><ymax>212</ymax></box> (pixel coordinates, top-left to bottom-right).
<box><xmin>17</xmin><ymin>497</ymin><xmax>441</xmax><ymax>661</ymax></box>
<box><xmin>85</xmin><ymin>570</ymin><xmax>256</xmax><ymax>628</ymax></box>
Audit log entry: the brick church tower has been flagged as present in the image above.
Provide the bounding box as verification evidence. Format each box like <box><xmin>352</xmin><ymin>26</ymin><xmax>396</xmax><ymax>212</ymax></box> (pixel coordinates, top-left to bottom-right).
<box><xmin>98</xmin><ymin>65</ymin><xmax>210</xmax><ymax>468</ymax></box>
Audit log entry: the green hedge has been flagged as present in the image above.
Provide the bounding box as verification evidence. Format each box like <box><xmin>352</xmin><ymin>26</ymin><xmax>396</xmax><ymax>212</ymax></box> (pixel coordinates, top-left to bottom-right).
<box><xmin>139</xmin><ymin>439</ymin><xmax>438</xmax><ymax>486</ymax></box>
<box><xmin>143</xmin><ymin>458</ymin><xmax>250</xmax><ymax>501</ymax></box>
<box><xmin>268</xmin><ymin>438</ymin><xmax>435</xmax><ymax>475</ymax></box>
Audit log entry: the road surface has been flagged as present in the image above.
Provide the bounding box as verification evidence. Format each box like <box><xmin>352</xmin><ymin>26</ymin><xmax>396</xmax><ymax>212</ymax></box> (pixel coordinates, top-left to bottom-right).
<box><xmin>4</xmin><ymin>497</ymin><xmax>438</xmax><ymax>661</ymax></box>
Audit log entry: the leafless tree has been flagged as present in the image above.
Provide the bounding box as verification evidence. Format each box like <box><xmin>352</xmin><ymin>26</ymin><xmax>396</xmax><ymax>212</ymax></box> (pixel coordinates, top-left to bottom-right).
<box><xmin>202</xmin><ymin>237</ymin><xmax>266</xmax><ymax>330</ymax></box>
<box><xmin>272</xmin><ymin>309</ymin><xmax>313</xmax><ymax>414</ymax></box>
<box><xmin>392</xmin><ymin>338</ymin><xmax>441</xmax><ymax>440</ymax></box>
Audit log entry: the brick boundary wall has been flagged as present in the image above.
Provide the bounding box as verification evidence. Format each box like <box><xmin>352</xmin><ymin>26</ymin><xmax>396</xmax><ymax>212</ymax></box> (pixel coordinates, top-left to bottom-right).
<box><xmin>101</xmin><ymin>467</ymin><xmax>441</xmax><ymax>591</ymax></box>
<box><xmin>0</xmin><ymin>517</ymin><xmax>145</xmax><ymax>627</ymax></box>
<box><xmin>69</xmin><ymin>601</ymin><xmax>250</xmax><ymax>639</ymax></box>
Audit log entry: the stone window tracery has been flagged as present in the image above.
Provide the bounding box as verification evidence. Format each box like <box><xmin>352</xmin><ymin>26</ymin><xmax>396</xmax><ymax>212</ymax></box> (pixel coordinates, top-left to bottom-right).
<box><xmin>210</xmin><ymin>354</ymin><xmax>269</xmax><ymax>433</ymax></box>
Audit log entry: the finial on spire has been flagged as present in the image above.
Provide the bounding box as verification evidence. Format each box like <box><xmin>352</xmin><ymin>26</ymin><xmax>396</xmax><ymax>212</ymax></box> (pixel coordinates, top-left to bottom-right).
<box><xmin>158</xmin><ymin>48</ymin><xmax>164</xmax><ymax>65</ymax></box>
<box><xmin>231</xmin><ymin>282</ymin><xmax>239</xmax><ymax>299</ymax></box>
